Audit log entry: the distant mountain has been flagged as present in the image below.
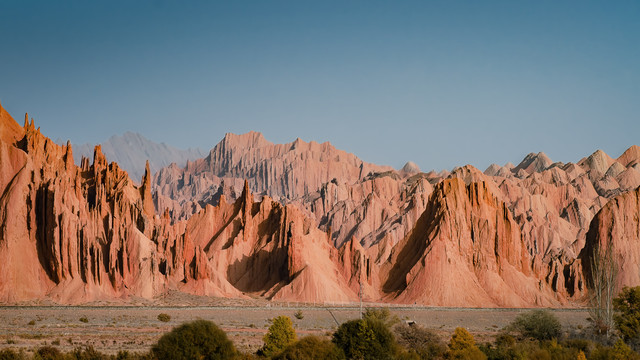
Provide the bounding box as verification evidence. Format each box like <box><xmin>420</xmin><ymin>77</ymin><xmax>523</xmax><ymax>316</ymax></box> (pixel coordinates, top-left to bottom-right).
<box><xmin>153</xmin><ymin>131</ymin><xmax>393</xmax><ymax>221</ymax></box>
<box><xmin>74</xmin><ymin>132</ymin><xmax>205</xmax><ymax>181</ymax></box>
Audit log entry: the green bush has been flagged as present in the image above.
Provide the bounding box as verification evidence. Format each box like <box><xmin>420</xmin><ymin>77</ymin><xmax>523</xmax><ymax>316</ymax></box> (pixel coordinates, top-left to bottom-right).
<box><xmin>0</xmin><ymin>349</ymin><xmax>26</xmax><ymax>360</ymax></box>
<box><xmin>152</xmin><ymin>320</ymin><xmax>236</xmax><ymax>360</ymax></box>
<box><xmin>394</xmin><ymin>323</ymin><xmax>446</xmax><ymax>359</ymax></box>
<box><xmin>590</xmin><ymin>339</ymin><xmax>640</xmax><ymax>360</ymax></box>
<box><xmin>363</xmin><ymin>308</ymin><xmax>400</xmax><ymax>328</ymax></box>
<box><xmin>258</xmin><ymin>316</ymin><xmax>297</xmax><ymax>358</ymax></box>
<box><xmin>508</xmin><ymin>310</ymin><xmax>562</xmax><ymax>341</ymax></box>
<box><xmin>448</xmin><ymin>327</ymin><xmax>486</xmax><ymax>360</ymax></box>
<box><xmin>34</xmin><ymin>346</ymin><xmax>64</xmax><ymax>360</ymax></box>
<box><xmin>79</xmin><ymin>317</ymin><xmax>89</xmax><ymax>323</ymax></box>
<box><xmin>272</xmin><ymin>336</ymin><xmax>344</xmax><ymax>360</ymax></box>
<box><xmin>332</xmin><ymin>318</ymin><xmax>396</xmax><ymax>360</ymax></box>
<box><xmin>157</xmin><ymin>313</ymin><xmax>171</xmax><ymax>322</ymax></box>
<box><xmin>115</xmin><ymin>350</ymin><xmax>154</xmax><ymax>360</ymax></box>
<box><xmin>613</xmin><ymin>286</ymin><xmax>640</xmax><ymax>341</ymax></box>
<box><xmin>293</xmin><ymin>310</ymin><xmax>304</xmax><ymax>320</ymax></box>
<box><xmin>69</xmin><ymin>346</ymin><xmax>110</xmax><ymax>360</ymax></box>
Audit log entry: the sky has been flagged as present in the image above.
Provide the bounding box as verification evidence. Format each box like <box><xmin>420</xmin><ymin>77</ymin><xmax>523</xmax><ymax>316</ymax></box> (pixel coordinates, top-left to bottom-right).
<box><xmin>1</xmin><ymin>1</ymin><xmax>639</xmax><ymax>172</ymax></box>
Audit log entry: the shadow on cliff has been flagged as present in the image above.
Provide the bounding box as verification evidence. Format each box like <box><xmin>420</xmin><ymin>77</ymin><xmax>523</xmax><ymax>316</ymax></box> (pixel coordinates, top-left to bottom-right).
<box><xmin>382</xmin><ymin>188</ymin><xmax>443</xmax><ymax>294</ymax></box>
<box><xmin>35</xmin><ymin>185</ymin><xmax>61</xmax><ymax>284</ymax></box>
<box><xmin>226</xmin><ymin>248</ymin><xmax>289</xmax><ymax>293</ymax></box>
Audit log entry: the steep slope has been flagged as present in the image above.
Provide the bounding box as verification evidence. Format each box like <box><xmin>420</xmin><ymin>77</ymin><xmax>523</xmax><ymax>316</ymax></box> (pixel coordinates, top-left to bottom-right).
<box><xmin>0</xmin><ymin>104</ymin><xmax>354</xmax><ymax>303</ymax></box>
<box><xmin>74</xmin><ymin>132</ymin><xmax>205</xmax><ymax>181</ymax></box>
<box><xmin>581</xmin><ymin>186</ymin><xmax>640</xmax><ymax>289</ymax></box>
<box><xmin>378</xmin><ymin>178</ymin><xmax>573</xmax><ymax>307</ymax></box>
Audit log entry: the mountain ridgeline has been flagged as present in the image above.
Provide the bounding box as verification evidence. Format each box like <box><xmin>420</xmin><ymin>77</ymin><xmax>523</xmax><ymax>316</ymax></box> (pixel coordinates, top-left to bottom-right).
<box><xmin>1</xmin><ymin>101</ymin><xmax>639</xmax><ymax>307</ymax></box>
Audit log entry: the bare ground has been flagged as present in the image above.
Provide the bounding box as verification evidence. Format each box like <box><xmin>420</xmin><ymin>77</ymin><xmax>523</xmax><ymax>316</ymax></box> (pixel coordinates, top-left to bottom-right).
<box><xmin>0</xmin><ymin>306</ymin><xmax>591</xmax><ymax>355</ymax></box>
<box><xmin>0</xmin><ymin>293</ymin><xmax>591</xmax><ymax>355</ymax></box>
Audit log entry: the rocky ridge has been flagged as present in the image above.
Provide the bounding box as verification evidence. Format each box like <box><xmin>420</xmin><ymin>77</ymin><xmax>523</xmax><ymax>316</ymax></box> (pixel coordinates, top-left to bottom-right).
<box><xmin>1</xmin><ymin>102</ymin><xmax>640</xmax><ymax>307</ymax></box>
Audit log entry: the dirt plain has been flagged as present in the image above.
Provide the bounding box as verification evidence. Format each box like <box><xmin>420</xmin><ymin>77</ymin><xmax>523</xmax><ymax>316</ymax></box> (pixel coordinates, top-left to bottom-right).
<box><xmin>0</xmin><ymin>293</ymin><xmax>591</xmax><ymax>356</ymax></box>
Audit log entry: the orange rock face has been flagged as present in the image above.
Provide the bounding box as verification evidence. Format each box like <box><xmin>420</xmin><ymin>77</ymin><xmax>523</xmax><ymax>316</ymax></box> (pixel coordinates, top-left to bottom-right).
<box><xmin>1</xmin><ymin>101</ymin><xmax>640</xmax><ymax>307</ymax></box>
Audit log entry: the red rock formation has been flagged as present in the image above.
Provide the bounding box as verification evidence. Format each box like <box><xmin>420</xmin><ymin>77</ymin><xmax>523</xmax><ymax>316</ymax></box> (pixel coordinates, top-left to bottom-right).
<box><xmin>581</xmin><ymin>186</ymin><xmax>640</xmax><ymax>290</ymax></box>
<box><xmin>2</xmin><ymin>101</ymin><xmax>640</xmax><ymax>307</ymax></box>
<box><xmin>377</xmin><ymin>178</ymin><xmax>572</xmax><ymax>307</ymax></box>
<box><xmin>0</xmin><ymin>104</ymin><xmax>355</xmax><ymax>303</ymax></box>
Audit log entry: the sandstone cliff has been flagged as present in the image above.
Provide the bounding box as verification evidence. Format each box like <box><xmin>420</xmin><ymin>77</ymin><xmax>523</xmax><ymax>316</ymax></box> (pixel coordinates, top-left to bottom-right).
<box><xmin>2</xmin><ymin>101</ymin><xmax>640</xmax><ymax>307</ymax></box>
<box><xmin>0</xmin><ymin>104</ymin><xmax>355</xmax><ymax>303</ymax></box>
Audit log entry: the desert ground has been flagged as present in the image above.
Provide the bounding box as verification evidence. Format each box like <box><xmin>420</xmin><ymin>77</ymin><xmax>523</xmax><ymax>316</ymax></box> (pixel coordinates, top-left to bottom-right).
<box><xmin>0</xmin><ymin>295</ymin><xmax>591</xmax><ymax>355</ymax></box>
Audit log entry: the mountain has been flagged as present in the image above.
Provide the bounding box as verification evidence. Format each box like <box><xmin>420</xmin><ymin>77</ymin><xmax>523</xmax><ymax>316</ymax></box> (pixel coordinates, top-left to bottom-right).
<box><xmin>153</xmin><ymin>131</ymin><xmax>392</xmax><ymax>221</ymax></box>
<box><xmin>2</xmin><ymin>102</ymin><xmax>640</xmax><ymax>307</ymax></box>
<box><xmin>74</xmin><ymin>132</ymin><xmax>205</xmax><ymax>182</ymax></box>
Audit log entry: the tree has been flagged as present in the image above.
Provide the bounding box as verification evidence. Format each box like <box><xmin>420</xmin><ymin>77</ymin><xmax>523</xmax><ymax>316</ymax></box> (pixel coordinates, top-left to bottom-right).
<box><xmin>447</xmin><ymin>327</ymin><xmax>486</xmax><ymax>360</ymax></box>
<box><xmin>610</xmin><ymin>339</ymin><xmax>635</xmax><ymax>360</ymax></box>
<box><xmin>394</xmin><ymin>323</ymin><xmax>447</xmax><ymax>359</ymax></box>
<box><xmin>272</xmin><ymin>336</ymin><xmax>345</xmax><ymax>360</ymax></box>
<box><xmin>588</xmin><ymin>241</ymin><xmax>618</xmax><ymax>337</ymax></box>
<box><xmin>259</xmin><ymin>316</ymin><xmax>297</xmax><ymax>357</ymax></box>
<box><xmin>332</xmin><ymin>318</ymin><xmax>396</xmax><ymax>360</ymax></box>
<box><xmin>613</xmin><ymin>286</ymin><xmax>640</xmax><ymax>341</ymax></box>
<box><xmin>362</xmin><ymin>308</ymin><xmax>400</xmax><ymax>328</ymax></box>
<box><xmin>152</xmin><ymin>320</ymin><xmax>236</xmax><ymax>360</ymax></box>
<box><xmin>508</xmin><ymin>310</ymin><xmax>562</xmax><ymax>341</ymax></box>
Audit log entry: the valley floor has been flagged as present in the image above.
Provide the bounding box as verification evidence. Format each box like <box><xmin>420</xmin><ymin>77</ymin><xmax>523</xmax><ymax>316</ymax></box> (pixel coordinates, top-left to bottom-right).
<box><xmin>0</xmin><ymin>304</ymin><xmax>590</xmax><ymax>355</ymax></box>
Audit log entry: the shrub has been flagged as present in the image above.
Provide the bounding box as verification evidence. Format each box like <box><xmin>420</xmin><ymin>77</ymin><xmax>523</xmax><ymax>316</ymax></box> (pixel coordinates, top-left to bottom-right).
<box><xmin>0</xmin><ymin>349</ymin><xmax>27</xmax><ymax>360</ymax></box>
<box><xmin>293</xmin><ymin>310</ymin><xmax>304</xmax><ymax>320</ymax></box>
<box><xmin>157</xmin><ymin>313</ymin><xmax>171</xmax><ymax>322</ymax></box>
<box><xmin>152</xmin><ymin>320</ymin><xmax>236</xmax><ymax>360</ymax></box>
<box><xmin>394</xmin><ymin>323</ymin><xmax>446</xmax><ymax>359</ymax></box>
<box><xmin>115</xmin><ymin>350</ymin><xmax>154</xmax><ymax>360</ymax></box>
<box><xmin>272</xmin><ymin>336</ymin><xmax>344</xmax><ymax>360</ymax></box>
<box><xmin>508</xmin><ymin>310</ymin><xmax>562</xmax><ymax>341</ymax></box>
<box><xmin>332</xmin><ymin>318</ymin><xmax>396</xmax><ymax>360</ymax></box>
<box><xmin>448</xmin><ymin>327</ymin><xmax>486</xmax><ymax>360</ymax></box>
<box><xmin>28</xmin><ymin>320</ymin><xmax>36</xmax><ymax>326</ymax></box>
<box><xmin>70</xmin><ymin>346</ymin><xmax>110</xmax><ymax>360</ymax></box>
<box><xmin>34</xmin><ymin>346</ymin><xmax>64</xmax><ymax>360</ymax></box>
<box><xmin>259</xmin><ymin>316</ymin><xmax>297</xmax><ymax>357</ymax></box>
<box><xmin>610</xmin><ymin>338</ymin><xmax>636</xmax><ymax>359</ymax></box>
<box><xmin>613</xmin><ymin>286</ymin><xmax>640</xmax><ymax>341</ymax></box>
<box><xmin>79</xmin><ymin>317</ymin><xmax>89</xmax><ymax>323</ymax></box>
<box><xmin>363</xmin><ymin>308</ymin><xmax>400</xmax><ymax>328</ymax></box>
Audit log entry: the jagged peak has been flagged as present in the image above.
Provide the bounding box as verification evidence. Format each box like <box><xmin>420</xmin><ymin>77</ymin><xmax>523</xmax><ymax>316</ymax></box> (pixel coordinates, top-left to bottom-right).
<box><xmin>618</xmin><ymin>145</ymin><xmax>640</xmax><ymax>167</ymax></box>
<box><xmin>514</xmin><ymin>151</ymin><xmax>553</xmax><ymax>174</ymax></box>
<box><xmin>64</xmin><ymin>140</ymin><xmax>74</xmax><ymax>169</ymax></box>
<box><xmin>401</xmin><ymin>161</ymin><xmax>421</xmax><ymax>174</ymax></box>
<box><xmin>142</xmin><ymin>160</ymin><xmax>151</xmax><ymax>186</ymax></box>
<box><xmin>449</xmin><ymin>165</ymin><xmax>491</xmax><ymax>186</ymax></box>
<box><xmin>241</xmin><ymin>179</ymin><xmax>252</xmax><ymax>206</ymax></box>
<box><xmin>93</xmin><ymin>144</ymin><xmax>107</xmax><ymax>168</ymax></box>
<box><xmin>221</xmin><ymin>131</ymin><xmax>272</xmax><ymax>149</ymax></box>
<box><xmin>484</xmin><ymin>163</ymin><xmax>502</xmax><ymax>176</ymax></box>
<box><xmin>0</xmin><ymin>102</ymin><xmax>23</xmax><ymax>144</ymax></box>
<box><xmin>579</xmin><ymin>149</ymin><xmax>614</xmax><ymax>174</ymax></box>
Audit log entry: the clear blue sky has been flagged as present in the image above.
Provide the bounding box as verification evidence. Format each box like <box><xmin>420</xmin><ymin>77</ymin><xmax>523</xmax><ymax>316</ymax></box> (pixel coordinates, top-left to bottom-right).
<box><xmin>1</xmin><ymin>1</ymin><xmax>638</xmax><ymax>171</ymax></box>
